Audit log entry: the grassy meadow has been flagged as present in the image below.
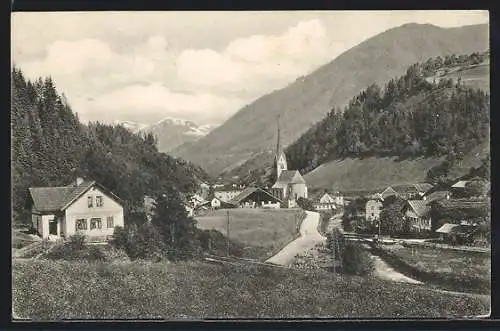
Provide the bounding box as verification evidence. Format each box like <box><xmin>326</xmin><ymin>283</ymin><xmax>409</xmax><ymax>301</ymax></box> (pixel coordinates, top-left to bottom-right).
<box><xmin>384</xmin><ymin>244</ymin><xmax>490</xmax><ymax>282</ymax></box>
<box><xmin>195</xmin><ymin>208</ymin><xmax>305</xmax><ymax>260</ymax></box>
<box><xmin>375</xmin><ymin>244</ymin><xmax>491</xmax><ymax>294</ymax></box>
<box><xmin>12</xmin><ymin>259</ymin><xmax>490</xmax><ymax>320</ymax></box>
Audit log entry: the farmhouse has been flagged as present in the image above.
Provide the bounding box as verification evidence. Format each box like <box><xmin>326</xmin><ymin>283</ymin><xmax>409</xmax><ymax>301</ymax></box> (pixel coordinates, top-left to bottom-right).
<box><xmin>311</xmin><ymin>191</ymin><xmax>338</xmax><ymax>210</ymax></box>
<box><xmin>392</xmin><ymin>183</ymin><xmax>433</xmax><ymax>199</ymax></box>
<box><xmin>404</xmin><ymin>200</ymin><xmax>431</xmax><ymax>232</ymax></box>
<box><xmin>270</xmin><ymin>118</ymin><xmax>308</xmax><ymax>208</ymax></box>
<box><xmin>379</xmin><ymin>186</ymin><xmax>399</xmax><ymax>199</ymax></box>
<box><xmin>28</xmin><ymin>178</ymin><xmax>124</xmax><ymax>241</ymax></box>
<box><xmin>365</xmin><ymin>198</ymin><xmax>383</xmax><ymax>223</ymax></box>
<box><xmin>229</xmin><ymin>187</ymin><xmax>282</xmax><ymax>209</ymax></box>
<box><xmin>436</xmin><ymin>223</ymin><xmax>481</xmax><ymax>245</ymax></box>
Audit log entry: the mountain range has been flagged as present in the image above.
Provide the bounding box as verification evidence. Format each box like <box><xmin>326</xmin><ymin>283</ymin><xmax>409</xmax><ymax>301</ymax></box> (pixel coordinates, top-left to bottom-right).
<box><xmin>169</xmin><ymin>23</ymin><xmax>489</xmax><ymax>178</ymax></box>
<box><xmin>114</xmin><ymin>118</ymin><xmax>216</xmax><ymax>152</ymax></box>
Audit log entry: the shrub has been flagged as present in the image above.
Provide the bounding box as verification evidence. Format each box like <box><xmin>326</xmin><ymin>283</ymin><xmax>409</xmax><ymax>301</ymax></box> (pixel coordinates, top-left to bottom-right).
<box><xmin>45</xmin><ymin>241</ymin><xmax>106</xmax><ymax>262</ymax></box>
<box><xmin>68</xmin><ymin>233</ymin><xmax>87</xmax><ymax>250</ymax></box>
<box><xmin>296</xmin><ymin>197</ymin><xmax>315</xmax><ymax>211</ymax></box>
<box><xmin>341</xmin><ymin>242</ymin><xmax>374</xmax><ymax>276</ymax></box>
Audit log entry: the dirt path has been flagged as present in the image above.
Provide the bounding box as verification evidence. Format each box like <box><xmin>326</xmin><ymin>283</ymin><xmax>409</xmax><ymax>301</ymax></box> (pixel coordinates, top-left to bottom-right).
<box><xmin>369</xmin><ymin>253</ymin><xmax>422</xmax><ymax>284</ymax></box>
<box><xmin>266</xmin><ymin>211</ymin><xmax>325</xmax><ymax>266</ymax></box>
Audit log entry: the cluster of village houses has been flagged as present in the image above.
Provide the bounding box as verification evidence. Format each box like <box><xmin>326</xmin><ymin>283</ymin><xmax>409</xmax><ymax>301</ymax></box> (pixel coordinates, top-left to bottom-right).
<box><xmin>25</xmin><ymin>121</ymin><xmax>490</xmax><ymax>247</ymax></box>
<box><xmin>358</xmin><ymin>179</ymin><xmax>490</xmax><ymax>244</ymax></box>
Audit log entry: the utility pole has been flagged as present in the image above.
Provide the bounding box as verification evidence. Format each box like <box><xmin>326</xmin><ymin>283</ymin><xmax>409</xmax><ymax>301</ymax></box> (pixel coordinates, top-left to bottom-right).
<box><xmin>226</xmin><ymin>210</ymin><xmax>230</xmax><ymax>257</ymax></box>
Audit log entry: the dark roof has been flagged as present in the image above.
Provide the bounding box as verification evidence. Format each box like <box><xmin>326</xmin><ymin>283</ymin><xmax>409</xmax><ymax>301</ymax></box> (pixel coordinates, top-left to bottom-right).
<box><xmin>434</xmin><ymin>198</ymin><xmax>490</xmax><ymax>210</ymax></box>
<box><xmin>29</xmin><ymin>180</ymin><xmax>122</xmax><ymax>213</ymax></box>
<box><xmin>424</xmin><ymin>190</ymin><xmax>450</xmax><ymax>203</ymax></box>
<box><xmin>229</xmin><ymin>187</ymin><xmax>282</xmax><ymax>205</ymax></box>
<box><xmin>392</xmin><ymin>183</ymin><xmax>433</xmax><ymax>195</ymax></box>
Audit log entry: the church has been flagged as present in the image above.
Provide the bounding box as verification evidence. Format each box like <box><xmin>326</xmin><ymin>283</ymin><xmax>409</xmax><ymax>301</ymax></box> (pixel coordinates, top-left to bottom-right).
<box><xmin>270</xmin><ymin>117</ymin><xmax>308</xmax><ymax>208</ymax></box>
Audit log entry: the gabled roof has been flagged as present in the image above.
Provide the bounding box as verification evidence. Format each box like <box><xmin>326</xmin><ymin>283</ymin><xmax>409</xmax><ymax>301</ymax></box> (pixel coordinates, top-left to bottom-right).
<box><xmin>229</xmin><ymin>187</ymin><xmax>282</xmax><ymax>205</ymax></box>
<box><xmin>414</xmin><ymin>183</ymin><xmax>434</xmax><ymax>194</ymax></box>
<box><xmin>29</xmin><ymin>180</ymin><xmax>123</xmax><ymax>213</ymax></box>
<box><xmin>406</xmin><ymin>200</ymin><xmax>431</xmax><ymax>218</ymax></box>
<box><xmin>380</xmin><ymin>186</ymin><xmax>398</xmax><ymax>198</ymax></box>
<box><xmin>451</xmin><ymin>180</ymin><xmax>469</xmax><ymax>188</ymax></box>
<box><xmin>272</xmin><ymin>170</ymin><xmax>306</xmax><ymax>188</ymax></box>
<box><xmin>436</xmin><ymin>223</ymin><xmax>459</xmax><ymax>234</ymax></box>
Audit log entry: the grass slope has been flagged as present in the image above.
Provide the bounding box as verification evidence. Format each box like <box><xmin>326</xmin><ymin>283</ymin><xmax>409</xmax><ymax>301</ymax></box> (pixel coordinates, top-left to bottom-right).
<box><xmin>171</xmin><ymin>23</ymin><xmax>488</xmax><ymax>176</ymax></box>
<box><xmin>13</xmin><ymin>259</ymin><xmax>490</xmax><ymax>320</ymax></box>
<box><xmin>303</xmin><ymin>142</ymin><xmax>488</xmax><ymax>192</ymax></box>
<box><xmin>196</xmin><ymin>208</ymin><xmax>304</xmax><ymax>260</ymax></box>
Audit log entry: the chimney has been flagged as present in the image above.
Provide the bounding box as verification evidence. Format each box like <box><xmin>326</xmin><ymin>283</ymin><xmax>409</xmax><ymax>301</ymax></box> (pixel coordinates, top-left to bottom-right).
<box><xmin>423</xmin><ymin>196</ymin><xmax>427</xmax><ymax>201</ymax></box>
<box><xmin>446</xmin><ymin>193</ymin><xmax>450</xmax><ymax>200</ymax></box>
<box><xmin>76</xmin><ymin>177</ymin><xmax>84</xmax><ymax>186</ymax></box>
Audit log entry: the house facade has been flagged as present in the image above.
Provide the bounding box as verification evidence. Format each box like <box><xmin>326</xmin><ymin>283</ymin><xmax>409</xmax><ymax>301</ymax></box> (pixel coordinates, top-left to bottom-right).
<box><xmin>365</xmin><ymin>199</ymin><xmax>383</xmax><ymax>223</ymax></box>
<box><xmin>29</xmin><ymin>178</ymin><xmax>124</xmax><ymax>241</ymax></box>
<box><xmin>404</xmin><ymin>200</ymin><xmax>431</xmax><ymax>232</ymax></box>
<box><xmin>312</xmin><ymin>192</ymin><xmax>338</xmax><ymax>210</ymax></box>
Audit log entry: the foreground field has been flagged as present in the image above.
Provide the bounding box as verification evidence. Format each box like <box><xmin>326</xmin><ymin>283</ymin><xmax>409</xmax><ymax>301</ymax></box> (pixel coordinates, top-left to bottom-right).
<box><xmin>196</xmin><ymin>208</ymin><xmax>305</xmax><ymax>260</ymax></box>
<box><xmin>12</xmin><ymin>259</ymin><xmax>490</xmax><ymax>320</ymax></box>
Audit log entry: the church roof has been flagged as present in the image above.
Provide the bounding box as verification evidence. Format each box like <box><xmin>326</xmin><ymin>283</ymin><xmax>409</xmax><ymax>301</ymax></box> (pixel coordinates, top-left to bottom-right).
<box><xmin>272</xmin><ymin>170</ymin><xmax>306</xmax><ymax>188</ymax></box>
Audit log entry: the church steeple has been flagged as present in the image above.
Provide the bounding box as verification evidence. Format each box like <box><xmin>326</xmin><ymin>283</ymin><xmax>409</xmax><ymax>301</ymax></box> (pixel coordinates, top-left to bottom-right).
<box><xmin>275</xmin><ymin>115</ymin><xmax>287</xmax><ymax>179</ymax></box>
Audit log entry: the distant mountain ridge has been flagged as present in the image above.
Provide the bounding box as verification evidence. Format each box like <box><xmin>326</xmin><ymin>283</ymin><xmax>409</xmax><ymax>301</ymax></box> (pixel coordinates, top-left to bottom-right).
<box><xmin>115</xmin><ymin>118</ymin><xmax>216</xmax><ymax>152</ymax></box>
<box><xmin>170</xmin><ymin>23</ymin><xmax>489</xmax><ymax>176</ymax></box>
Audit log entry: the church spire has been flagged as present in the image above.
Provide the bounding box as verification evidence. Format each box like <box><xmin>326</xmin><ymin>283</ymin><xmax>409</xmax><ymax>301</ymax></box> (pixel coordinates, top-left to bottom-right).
<box><xmin>276</xmin><ymin>114</ymin><xmax>282</xmax><ymax>156</ymax></box>
<box><xmin>275</xmin><ymin>114</ymin><xmax>287</xmax><ymax>179</ymax></box>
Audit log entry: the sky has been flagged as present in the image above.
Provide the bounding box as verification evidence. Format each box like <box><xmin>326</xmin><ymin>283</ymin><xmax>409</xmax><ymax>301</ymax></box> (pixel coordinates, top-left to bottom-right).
<box><xmin>11</xmin><ymin>10</ymin><xmax>488</xmax><ymax>126</ymax></box>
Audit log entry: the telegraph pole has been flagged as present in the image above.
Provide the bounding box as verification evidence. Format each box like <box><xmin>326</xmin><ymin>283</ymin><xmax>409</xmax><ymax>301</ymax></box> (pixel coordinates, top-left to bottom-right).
<box><xmin>226</xmin><ymin>210</ymin><xmax>230</xmax><ymax>257</ymax></box>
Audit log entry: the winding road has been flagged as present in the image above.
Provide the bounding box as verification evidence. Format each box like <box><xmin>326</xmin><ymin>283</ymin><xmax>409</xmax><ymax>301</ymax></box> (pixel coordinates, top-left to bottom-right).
<box><xmin>266</xmin><ymin>211</ymin><xmax>325</xmax><ymax>266</ymax></box>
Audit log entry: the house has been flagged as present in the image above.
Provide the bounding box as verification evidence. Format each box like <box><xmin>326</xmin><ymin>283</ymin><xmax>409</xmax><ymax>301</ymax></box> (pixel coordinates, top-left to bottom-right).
<box><xmin>436</xmin><ymin>223</ymin><xmax>480</xmax><ymax>245</ymax></box>
<box><xmin>269</xmin><ymin>117</ymin><xmax>308</xmax><ymax>208</ymax></box>
<box><xmin>450</xmin><ymin>180</ymin><xmax>470</xmax><ymax>198</ymax></box>
<box><xmin>312</xmin><ymin>192</ymin><xmax>337</xmax><ymax>211</ymax></box>
<box><xmin>229</xmin><ymin>187</ymin><xmax>282</xmax><ymax>209</ymax></box>
<box><xmin>392</xmin><ymin>183</ymin><xmax>433</xmax><ymax>199</ymax></box>
<box><xmin>422</xmin><ymin>190</ymin><xmax>451</xmax><ymax>203</ymax></box>
<box><xmin>379</xmin><ymin>186</ymin><xmax>399</xmax><ymax>199</ymax></box>
<box><xmin>430</xmin><ymin>198</ymin><xmax>490</xmax><ymax>231</ymax></box>
<box><xmin>28</xmin><ymin>178</ymin><xmax>124</xmax><ymax>241</ymax></box>
<box><xmin>365</xmin><ymin>198</ymin><xmax>383</xmax><ymax>223</ymax></box>
<box><xmin>404</xmin><ymin>200</ymin><xmax>431</xmax><ymax>232</ymax></box>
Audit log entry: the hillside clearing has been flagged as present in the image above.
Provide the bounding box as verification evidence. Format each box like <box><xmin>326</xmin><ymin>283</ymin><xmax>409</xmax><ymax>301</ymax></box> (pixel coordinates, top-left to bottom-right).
<box><xmin>12</xmin><ymin>259</ymin><xmax>490</xmax><ymax>320</ymax></box>
<box><xmin>196</xmin><ymin>209</ymin><xmax>305</xmax><ymax>260</ymax></box>
<box><xmin>304</xmin><ymin>142</ymin><xmax>488</xmax><ymax>191</ymax></box>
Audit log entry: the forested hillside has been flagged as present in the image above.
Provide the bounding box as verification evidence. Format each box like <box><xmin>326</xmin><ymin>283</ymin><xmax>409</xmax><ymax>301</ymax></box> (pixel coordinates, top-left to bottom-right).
<box><xmin>286</xmin><ymin>51</ymin><xmax>490</xmax><ymax>175</ymax></box>
<box><xmin>171</xmin><ymin>23</ymin><xmax>488</xmax><ymax>176</ymax></box>
<box><xmin>11</xmin><ymin>68</ymin><xmax>210</xmax><ymax>226</ymax></box>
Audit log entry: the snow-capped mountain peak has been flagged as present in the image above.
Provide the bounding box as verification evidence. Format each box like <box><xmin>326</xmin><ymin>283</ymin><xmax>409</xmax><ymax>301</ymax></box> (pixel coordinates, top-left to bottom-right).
<box><xmin>114</xmin><ymin>117</ymin><xmax>217</xmax><ymax>152</ymax></box>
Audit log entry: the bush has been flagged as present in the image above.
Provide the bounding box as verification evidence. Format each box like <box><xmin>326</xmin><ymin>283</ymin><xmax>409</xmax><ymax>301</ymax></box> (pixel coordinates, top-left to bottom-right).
<box><xmin>341</xmin><ymin>242</ymin><xmax>374</xmax><ymax>276</ymax></box>
<box><xmin>296</xmin><ymin>197</ymin><xmax>315</xmax><ymax>211</ymax></box>
<box><xmin>45</xmin><ymin>241</ymin><xmax>106</xmax><ymax>262</ymax></box>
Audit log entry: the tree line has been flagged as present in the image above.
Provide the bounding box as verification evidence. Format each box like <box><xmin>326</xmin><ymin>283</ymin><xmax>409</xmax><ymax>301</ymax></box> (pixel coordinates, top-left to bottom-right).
<box><xmin>11</xmin><ymin>67</ymin><xmax>211</xmax><ymax>236</ymax></box>
<box><xmin>286</xmin><ymin>51</ymin><xmax>490</xmax><ymax>174</ymax></box>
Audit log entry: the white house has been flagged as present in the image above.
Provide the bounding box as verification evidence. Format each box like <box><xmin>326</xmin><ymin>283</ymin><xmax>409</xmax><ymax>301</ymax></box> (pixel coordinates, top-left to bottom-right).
<box><xmin>312</xmin><ymin>192</ymin><xmax>337</xmax><ymax>210</ymax></box>
<box><xmin>29</xmin><ymin>178</ymin><xmax>124</xmax><ymax>241</ymax></box>
<box><xmin>365</xmin><ymin>198</ymin><xmax>383</xmax><ymax>223</ymax></box>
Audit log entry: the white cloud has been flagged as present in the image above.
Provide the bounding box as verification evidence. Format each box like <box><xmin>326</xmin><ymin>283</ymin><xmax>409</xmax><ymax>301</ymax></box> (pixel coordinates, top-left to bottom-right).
<box><xmin>83</xmin><ymin>83</ymin><xmax>244</xmax><ymax>124</ymax></box>
<box><xmin>177</xmin><ymin>19</ymin><xmax>335</xmax><ymax>94</ymax></box>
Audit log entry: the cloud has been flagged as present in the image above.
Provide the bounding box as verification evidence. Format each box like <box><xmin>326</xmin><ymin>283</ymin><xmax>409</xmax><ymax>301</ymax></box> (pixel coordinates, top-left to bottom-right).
<box><xmin>77</xmin><ymin>83</ymin><xmax>245</xmax><ymax>124</ymax></box>
<box><xmin>177</xmin><ymin>19</ymin><xmax>336</xmax><ymax>95</ymax></box>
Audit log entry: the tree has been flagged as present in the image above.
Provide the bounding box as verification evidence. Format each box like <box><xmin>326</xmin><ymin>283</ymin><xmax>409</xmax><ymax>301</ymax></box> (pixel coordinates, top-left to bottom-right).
<box><xmin>379</xmin><ymin>200</ymin><xmax>406</xmax><ymax>235</ymax></box>
<box><xmin>151</xmin><ymin>190</ymin><xmax>198</xmax><ymax>259</ymax></box>
<box><xmin>464</xmin><ymin>180</ymin><xmax>489</xmax><ymax>198</ymax></box>
<box><xmin>296</xmin><ymin>197</ymin><xmax>315</xmax><ymax>211</ymax></box>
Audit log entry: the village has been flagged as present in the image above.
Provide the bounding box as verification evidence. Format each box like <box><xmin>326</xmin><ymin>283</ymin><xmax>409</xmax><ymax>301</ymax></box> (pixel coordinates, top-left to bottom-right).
<box><xmin>11</xmin><ymin>11</ymin><xmax>491</xmax><ymax>320</ymax></box>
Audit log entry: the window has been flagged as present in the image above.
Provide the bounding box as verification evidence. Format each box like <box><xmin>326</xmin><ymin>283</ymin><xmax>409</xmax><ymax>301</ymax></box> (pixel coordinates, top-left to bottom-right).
<box><xmin>96</xmin><ymin>196</ymin><xmax>103</xmax><ymax>207</ymax></box>
<box><xmin>75</xmin><ymin>219</ymin><xmax>87</xmax><ymax>231</ymax></box>
<box><xmin>90</xmin><ymin>218</ymin><xmax>102</xmax><ymax>230</ymax></box>
<box><xmin>88</xmin><ymin>196</ymin><xmax>93</xmax><ymax>208</ymax></box>
<box><xmin>106</xmin><ymin>216</ymin><xmax>114</xmax><ymax>228</ymax></box>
